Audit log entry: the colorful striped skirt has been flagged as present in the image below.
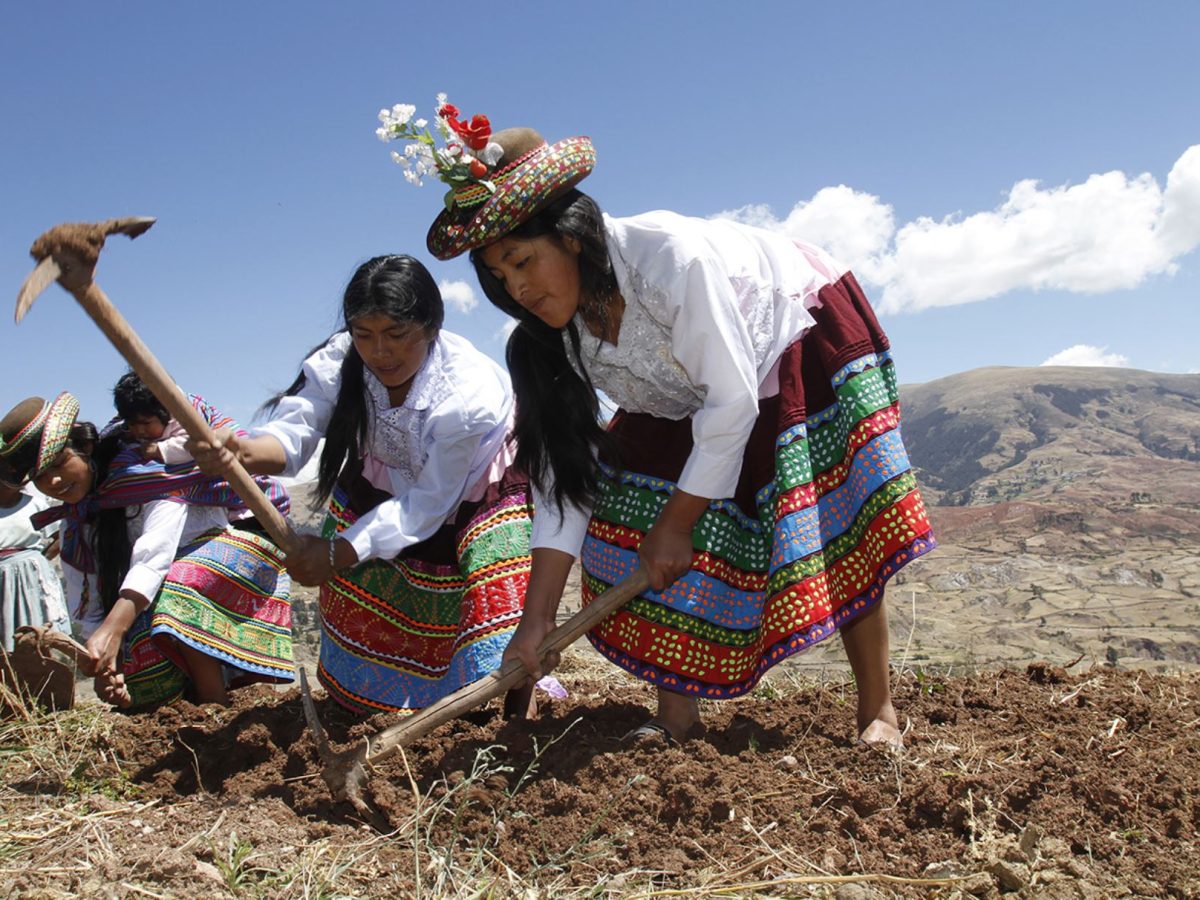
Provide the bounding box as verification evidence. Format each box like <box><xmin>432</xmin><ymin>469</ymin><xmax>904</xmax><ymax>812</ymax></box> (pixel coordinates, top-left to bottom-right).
<box><xmin>581</xmin><ymin>272</ymin><xmax>936</xmax><ymax>698</ymax></box>
<box><xmin>122</xmin><ymin>527</ymin><xmax>294</xmax><ymax>707</ymax></box>
<box><xmin>316</xmin><ymin>464</ymin><xmax>532</xmax><ymax>714</ymax></box>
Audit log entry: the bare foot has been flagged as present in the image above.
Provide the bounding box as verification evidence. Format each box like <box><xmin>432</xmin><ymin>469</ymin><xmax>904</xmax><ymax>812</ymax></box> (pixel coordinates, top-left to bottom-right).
<box><xmin>858</xmin><ymin>717</ymin><xmax>904</xmax><ymax>751</ymax></box>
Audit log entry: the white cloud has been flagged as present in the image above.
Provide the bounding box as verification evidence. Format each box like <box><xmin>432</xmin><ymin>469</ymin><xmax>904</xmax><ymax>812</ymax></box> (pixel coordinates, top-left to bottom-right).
<box><xmin>1040</xmin><ymin>344</ymin><xmax>1130</xmax><ymax>368</ymax></box>
<box><xmin>721</xmin><ymin>185</ymin><xmax>895</xmax><ymax>268</ymax></box>
<box><xmin>438</xmin><ymin>279</ymin><xmax>478</xmax><ymax>314</ymax></box>
<box><xmin>716</xmin><ymin>144</ymin><xmax>1200</xmax><ymax>315</ymax></box>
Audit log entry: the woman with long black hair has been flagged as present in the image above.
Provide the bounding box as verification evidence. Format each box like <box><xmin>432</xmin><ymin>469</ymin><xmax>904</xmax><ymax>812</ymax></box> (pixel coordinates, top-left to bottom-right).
<box><xmin>405</xmin><ymin>111</ymin><xmax>936</xmax><ymax>748</ymax></box>
<box><xmin>192</xmin><ymin>255</ymin><xmax>533</xmax><ymax>715</ymax></box>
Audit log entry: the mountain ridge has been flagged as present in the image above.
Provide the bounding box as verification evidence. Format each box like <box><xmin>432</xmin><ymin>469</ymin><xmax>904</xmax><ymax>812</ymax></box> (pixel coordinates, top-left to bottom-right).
<box><xmin>898</xmin><ymin>365</ymin><xmax>1200</xmax><ymax>506</ymax></box>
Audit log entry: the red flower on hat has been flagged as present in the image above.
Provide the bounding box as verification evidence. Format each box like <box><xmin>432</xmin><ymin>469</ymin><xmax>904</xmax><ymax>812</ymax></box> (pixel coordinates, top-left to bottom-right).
<box><xmin>469</xmin><ymin>157</ymin><xmax>488</xmax><ymax>178</ymax></box>
<box><xmin>438</xmin><ymin>103</ymin><xmax>460</xmax><ymax>121</ymax></box>
<box><xmin>450</xmin><ymin>114</ymin><xmax>492</xmax><ymax>151</ymax></box>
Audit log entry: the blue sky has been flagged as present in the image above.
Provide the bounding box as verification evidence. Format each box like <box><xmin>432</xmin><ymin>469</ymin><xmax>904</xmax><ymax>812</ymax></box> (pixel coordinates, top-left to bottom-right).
<box><xmin>2</xmin><ymin>1</ymin><xmax>1198</xmax><ymax>427</ymax></box>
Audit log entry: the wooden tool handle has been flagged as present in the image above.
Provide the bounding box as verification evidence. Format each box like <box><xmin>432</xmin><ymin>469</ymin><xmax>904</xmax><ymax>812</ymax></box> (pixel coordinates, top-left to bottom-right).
<box><xmin>361</xmin><ymin>567</ymin><xmax>651</xmax><ymax>764</ymax></box>
<box><xmin>77</xmin><ymin>283</ymin><xmax>299</xmax><ymax>553</ymax></box>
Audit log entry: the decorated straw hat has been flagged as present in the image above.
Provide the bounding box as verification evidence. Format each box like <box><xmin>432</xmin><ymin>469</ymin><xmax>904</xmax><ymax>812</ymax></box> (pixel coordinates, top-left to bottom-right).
<box><xmin>0</xmin><ymin>393</ymin><xmax>80</xmax><ymax>485</ymax></box>
<box><xmin>374</xmin><ymin>97</ymin><xmax>594</xmax><ymax>260</ymax></box>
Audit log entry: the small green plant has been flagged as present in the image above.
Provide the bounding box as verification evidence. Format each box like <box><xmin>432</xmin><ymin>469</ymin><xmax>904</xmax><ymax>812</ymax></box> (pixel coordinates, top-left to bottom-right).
<box><xmin>751</xmin><ymin>680</ymin><xmax>781</xmax><ymax>701</ymax></box>
<box><xmin>914</xmin><ymin>666</ymin><xmax>945</xmax><ymax>696</ymax></box>
<box><xmin>213</xmin><ymin>830</ymin><xmax>266</xmax><ymax>894</ymax></box>
<box><xmin>64</xmin><ymin>761</ymin><xmax>140</xmax><ymax>801</ymax></box>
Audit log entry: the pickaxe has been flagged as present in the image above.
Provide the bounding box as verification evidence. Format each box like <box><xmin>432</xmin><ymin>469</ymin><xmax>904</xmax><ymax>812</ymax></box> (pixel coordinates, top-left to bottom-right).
<box><xmin>15</xmin><ymin>217</ymin><xmax>300</xmax><ymax>554</ymax></box>
<box><xmin>1</xmin><ymin>625</ymin><xmax>93</xmax><ymax>714</ymax></box>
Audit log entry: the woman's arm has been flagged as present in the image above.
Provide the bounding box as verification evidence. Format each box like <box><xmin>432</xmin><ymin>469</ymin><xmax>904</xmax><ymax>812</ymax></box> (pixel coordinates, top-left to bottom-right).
<box><xmin>188</xmin><ymin>430</ymin><xmax>289</xmax><ymax>477</ymax></box>
<box><xmin>252</xmin><ymin>336</ymin><xmax>346</xmax><ymax>476</ymax></box>
<box><xmin>86</xmin><ymin>499</ymin><xmax>188</xmax><ymax>679</ymax></box>
<box><xmin>638</xmin><ymin>488</ymin><xmax>709</xmax><ymax>591</ymax></box>
<box><xmin>190</xmin><ymin>336</ymin><xmax>346</xmax><ymax>479</ymax></box>
<box><xmin>501</xmin><ymin>547</ymin><xmax>576</xmax><ymax>679</ymax></box>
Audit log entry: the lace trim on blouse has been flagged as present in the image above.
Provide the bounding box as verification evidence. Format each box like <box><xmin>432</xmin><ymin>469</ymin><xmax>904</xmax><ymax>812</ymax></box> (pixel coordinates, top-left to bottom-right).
<box><xmin>570</xmin><ymin>261</ymin><xmax>705</xmax><ymax>421</ymax></box>
<box><xmin>569</xmin><ymin>260</ymin><xmax>797</xmax><ymax>420</ymax></box>
<box><xmin>363</xmin><ymin>339</ymin><xmax>451</xmax><ymax>483</ymax></box>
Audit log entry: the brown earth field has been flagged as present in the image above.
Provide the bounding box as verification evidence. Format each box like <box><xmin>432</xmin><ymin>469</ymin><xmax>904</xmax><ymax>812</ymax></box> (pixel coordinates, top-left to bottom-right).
<box><xmin>4</xmin><ymin>654</ymin><xmax>1199</xmax><ymax>898</ymax></box>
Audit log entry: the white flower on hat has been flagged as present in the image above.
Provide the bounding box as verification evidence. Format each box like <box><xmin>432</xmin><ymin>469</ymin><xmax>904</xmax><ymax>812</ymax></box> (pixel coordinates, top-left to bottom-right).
<box><xmin>480</xmin><ymin>142</ymin><xmax>503</xmax><ymax>166</ymax></box>
<box><xmin>389</xmin><ymin>104</ymin><xmax>417</xmax><ymax>125</ymax></box>
<box><xmin>377</xmin><ymin>104</ymin><xmax>419</xmax><ymax>142</ymax></box>
<box><xmin>375</xmin><ymin>93</ymin><xmax>499</xmax><ymax>207</ymax></box>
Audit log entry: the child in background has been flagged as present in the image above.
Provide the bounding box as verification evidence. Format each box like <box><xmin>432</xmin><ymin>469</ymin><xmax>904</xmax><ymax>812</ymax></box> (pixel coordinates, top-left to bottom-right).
<box><xmin>3</xmin><ymin>392</ymin><xmax>294</xmax><ymax>707</ymax></box>
<box><xmin>112</xmin><ymin>371</ymin><xmax>195</xmax><ymax>465</ymax></box>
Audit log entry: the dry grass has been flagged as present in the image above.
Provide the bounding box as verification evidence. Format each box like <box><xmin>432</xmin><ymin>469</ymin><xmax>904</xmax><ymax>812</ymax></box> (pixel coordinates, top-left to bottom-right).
<box><xmin>0</xmin><ymin>662</ymin><xmax>970</xmax><ymax>899</ymax></box>
<box><xmin>5</xmin><ymin>653</ymin><xmax>1195</xmax><ymax>896</ymax></box>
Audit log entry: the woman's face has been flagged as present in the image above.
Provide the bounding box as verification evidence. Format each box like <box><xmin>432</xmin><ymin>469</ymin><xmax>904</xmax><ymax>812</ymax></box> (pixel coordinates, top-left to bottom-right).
<box><xmin>34</xmin><ymin>447</ymin><xmax>94</xmax><ymax>505</ymax></box>
<box><xmin>349</xmin><ymin>313</ymin><xmax>435</xmax><ymax>397</ymax></box>
<box><xmin>479</xmin><ymin>234</ymin><xmax>582</xmax><ymax>329</ymax></box>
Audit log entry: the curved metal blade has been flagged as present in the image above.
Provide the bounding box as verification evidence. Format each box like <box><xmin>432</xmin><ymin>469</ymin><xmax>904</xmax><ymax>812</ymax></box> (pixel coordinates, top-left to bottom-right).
<box><xmin>106</xmin><ymin>216</ymin><xmax>157</xmax><ymax>240</ymax></box>
<box><xmin>15</xmin><ymin>257</ymin><xmax>62</xmax><ymax>324</ymax></box>
<box><xmin>299</xmin><ymin>666</ymin><xmax>334</xmax><ymax>762</ymax></box>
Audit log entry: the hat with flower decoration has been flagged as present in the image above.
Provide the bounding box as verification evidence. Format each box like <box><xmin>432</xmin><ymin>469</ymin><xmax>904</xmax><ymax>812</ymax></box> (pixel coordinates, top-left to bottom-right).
<box><xmin>0</xmin><ymin>393</ymin><xmax>81</xmax><ymax>485</ymax></box>
<box><xmin>375</xmin><ymin>95</ymin><xmax>595</xmax><ymax>260</ymax></box>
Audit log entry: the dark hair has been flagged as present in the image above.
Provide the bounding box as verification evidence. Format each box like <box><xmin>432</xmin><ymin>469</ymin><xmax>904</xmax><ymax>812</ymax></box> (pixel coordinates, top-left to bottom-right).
<box><xmin>468</xmin><ymin>189</ymin><xmax>616</xmax><ymax>512</ymax></box>
<box><xmin>113</xmin><ymin>371</ymin><xmax>169</xmax><ymax>425</ymax></box>
<box><xmin>52</xmin><ymin>421</ymin><xmax>135</xmax><ymax>617</ymax></box>
<box><xmin>269</xmin><ymin>255</ymin><xmax>444</xmax><ymax>506</ymax></box>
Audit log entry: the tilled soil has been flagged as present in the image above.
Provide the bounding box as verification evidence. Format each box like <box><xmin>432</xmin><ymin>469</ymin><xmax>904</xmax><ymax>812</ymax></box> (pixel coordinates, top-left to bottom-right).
<box><xmin>9</xmin><ymin>663</ymin><xmax>1198</xmax><ymax>897</ymax></box>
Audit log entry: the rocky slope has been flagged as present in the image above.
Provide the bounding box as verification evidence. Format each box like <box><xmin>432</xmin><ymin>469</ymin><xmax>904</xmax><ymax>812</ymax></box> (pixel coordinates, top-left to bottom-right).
<box><xmin>899</xmin><ymin>365</ymin><xmax>1200</xmax><ymax>507</ymax></box>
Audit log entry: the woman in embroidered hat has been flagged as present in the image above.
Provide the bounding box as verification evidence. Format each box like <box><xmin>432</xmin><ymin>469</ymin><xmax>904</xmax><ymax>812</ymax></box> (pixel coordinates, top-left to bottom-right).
<box><xmin>189</xmin><ymin>254</ymin><xmax>535</xmax><ymax>716</ymax></box>
<box><xmin>2</xmin><ymin>392</ymin><xmax>294</xmax><ymax>708</ymax></box>
<box><xmin>400</xmin><ymin>97</ymin><xmax>936</xmax><ymax>748</ymax></box>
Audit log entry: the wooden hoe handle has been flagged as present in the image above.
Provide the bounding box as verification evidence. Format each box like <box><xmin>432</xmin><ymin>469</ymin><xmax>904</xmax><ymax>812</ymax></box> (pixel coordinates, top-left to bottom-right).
<box><xmin>358</xmin><ymin>567</ymin><xmax>651</xmax><ymax>766</ymax></box>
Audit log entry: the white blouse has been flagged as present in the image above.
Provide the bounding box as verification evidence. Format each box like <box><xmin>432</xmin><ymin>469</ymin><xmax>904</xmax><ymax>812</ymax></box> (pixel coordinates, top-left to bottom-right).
<box><xmin>253</xmin><ymin>330</ymin><xmax>513</xmax><ymax>562</ymax></box>
<box><xmin>0</xmin><ymin>488</ymin><xmax>57</xmax><ymax>552</ymax></box>
<box><xmin>531</xmin><ymin>210</ymin><xmax>846</xmax><ymax>556</ymax></box>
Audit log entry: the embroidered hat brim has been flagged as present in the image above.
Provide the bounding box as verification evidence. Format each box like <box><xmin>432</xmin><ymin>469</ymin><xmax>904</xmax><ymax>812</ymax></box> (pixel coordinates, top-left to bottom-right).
<box><xmin>0</xmin><ymin>392</ymin><xmax>81</xmax><ymax>484</ymax></box>
<box><xmin>426</xmin><ymin>135</ymin><xmax>596</xmax><ymax>260</ymax></box>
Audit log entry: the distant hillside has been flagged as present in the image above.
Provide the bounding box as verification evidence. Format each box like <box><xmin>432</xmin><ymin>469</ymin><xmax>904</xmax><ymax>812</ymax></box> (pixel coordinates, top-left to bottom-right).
<box><xmin>899</xmin><ymin>366</ymin><xmax>1200</xmax><ymax>506</ymax></box>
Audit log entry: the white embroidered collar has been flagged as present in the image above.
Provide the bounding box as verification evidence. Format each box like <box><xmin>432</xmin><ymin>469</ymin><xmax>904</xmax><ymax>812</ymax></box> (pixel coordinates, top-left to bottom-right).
<box><xmin>363</xmin><ymin>337</ymin><xmax>445</xmax><ymax>412</ymax></box>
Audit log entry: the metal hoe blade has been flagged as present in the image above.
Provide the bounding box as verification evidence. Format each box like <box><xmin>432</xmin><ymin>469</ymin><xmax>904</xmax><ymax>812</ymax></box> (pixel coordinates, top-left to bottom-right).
<box><xmin>15</xmin><ymin>257</ymin><xmax>61</xmax><ymax>323</ymax></box>
<box><xmin>299</xmin><ymin>667</ymin><xmax>332</xmax><ymax>760</ymax></box>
